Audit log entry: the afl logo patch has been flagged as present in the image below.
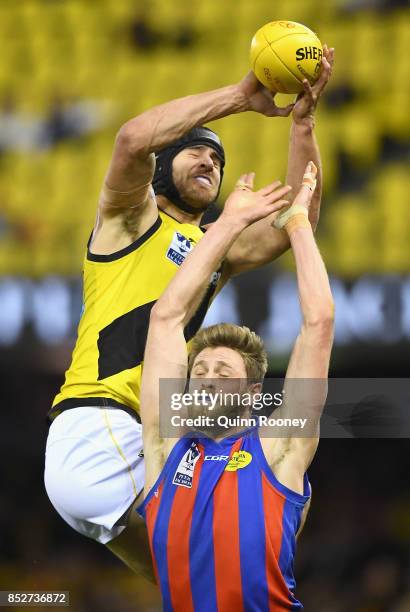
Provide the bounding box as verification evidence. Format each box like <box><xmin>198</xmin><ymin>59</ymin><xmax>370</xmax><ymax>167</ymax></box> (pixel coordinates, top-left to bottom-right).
<box><xmin>166</xmin><ymin>231</ymin><xmax>193</xmax><ymax>266</ymax></box>
<box><xmin>173</xmin><ymin>442</ymin><xmax>201</xmax><ymax>488</ymax></box>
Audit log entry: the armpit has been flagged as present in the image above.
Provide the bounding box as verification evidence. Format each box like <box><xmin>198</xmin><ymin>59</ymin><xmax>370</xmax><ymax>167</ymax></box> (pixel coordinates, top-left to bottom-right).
<box><xmin>99</xmin><ymin>181</ymin><xmax>154</xmax><ymax>210</ymax></box>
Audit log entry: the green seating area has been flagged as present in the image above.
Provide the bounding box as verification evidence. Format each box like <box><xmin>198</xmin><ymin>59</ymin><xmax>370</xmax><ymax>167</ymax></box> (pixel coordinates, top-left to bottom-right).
<box><xmin>0</xmin><ymin>0</ymin><xmax>408</xmax><ymax>276</ymax></box>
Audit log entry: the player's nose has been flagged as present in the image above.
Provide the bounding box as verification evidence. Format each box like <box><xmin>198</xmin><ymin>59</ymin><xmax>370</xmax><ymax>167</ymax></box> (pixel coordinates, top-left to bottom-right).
<box><xmin>201</xmin><ymin>381</ymin><xmax>216</xmax><ymax>391</ymax></box>
<box><xmin>198</xmin><ymin>152</ymin><xmax>215</xmax><ymax>171</ymax></box>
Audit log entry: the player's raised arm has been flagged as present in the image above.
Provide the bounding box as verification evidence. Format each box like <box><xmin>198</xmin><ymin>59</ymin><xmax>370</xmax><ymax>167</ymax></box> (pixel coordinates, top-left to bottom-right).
<box><xmin>261</xmin><ymin>162</ymin><xmax>334</xmax><ymax>492</ymax></box>
<box><xmin>286</xmin><ymin>46</ymin><xmax>334</xmax><ymax>229</ymax></box>
<box><xmin>140</xmin><ymin>176</ymin><xmax>292</xmax><ymax>491</ymax></box>
<box><xmin>98</xmin><ymin>76</ymin><xmax>294</xmax><ymax>217</ymax></box>
<box><xmin>222</xmin><ymin>46</ymin><xmax>334</xmax><ymax>276</ymax></box>
<box><xmin>281</xmin><ymin>162</ymin><xmax>334</xmax><ymax>382</ymax></box>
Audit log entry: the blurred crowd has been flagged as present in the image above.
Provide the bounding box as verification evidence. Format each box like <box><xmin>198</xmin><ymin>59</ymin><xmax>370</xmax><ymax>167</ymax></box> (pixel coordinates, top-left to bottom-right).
<box><xmin>0</xmin><ymin>0</ymin><xmax>408</xmax><ymax>276</ymax></box>
<box><xmin>0</xmin><ymin>94</ymin><xmax>109</xmax><ymax>154</ymax></box>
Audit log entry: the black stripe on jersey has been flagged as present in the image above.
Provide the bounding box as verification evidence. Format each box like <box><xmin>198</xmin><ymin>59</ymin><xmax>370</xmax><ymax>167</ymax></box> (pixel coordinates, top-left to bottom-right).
<box><xmin>87</xmin><ymin>216</ymin><xmax>162</xmax><ymax>262</ymax></box>
<box><xmin>97</xmin><ymin>278</ymin><xmax>219</xmax><ymax>380</ymax></box>
<box><xmin>48</xmin><ymin>398</ymin><xmax>141</xmax><ymax>423</ymax></box>
<box><xmin>97</xmin><ymin>301</ymin><xmax>155</xmax><ymax>379</ymax></box>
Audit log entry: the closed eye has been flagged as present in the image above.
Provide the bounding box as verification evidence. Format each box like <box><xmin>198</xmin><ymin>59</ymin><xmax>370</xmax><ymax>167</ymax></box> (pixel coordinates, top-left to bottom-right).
<box><xmin>189</xmin><ymin>149</ymin><xmax>221</xmax><ymax>170</ymax></box>
<box><xmin>212</xmin><ymin>156</ymin><xmax>221</xmax><ymax>170</ymax></box>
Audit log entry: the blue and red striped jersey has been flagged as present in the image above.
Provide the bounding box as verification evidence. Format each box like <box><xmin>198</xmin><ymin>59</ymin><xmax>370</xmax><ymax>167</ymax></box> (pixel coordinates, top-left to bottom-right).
<box><xmin>137</xmin><ymin>429</ymin><xmax>310</xmax><ymax>611</ymax></box>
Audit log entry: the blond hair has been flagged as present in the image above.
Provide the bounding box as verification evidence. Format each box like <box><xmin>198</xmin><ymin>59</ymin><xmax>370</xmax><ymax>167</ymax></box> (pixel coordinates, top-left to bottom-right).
<box><xmin>188</xmin><ymin>323</ymin><xmax>268</xmax><ymax>382</ymax></box>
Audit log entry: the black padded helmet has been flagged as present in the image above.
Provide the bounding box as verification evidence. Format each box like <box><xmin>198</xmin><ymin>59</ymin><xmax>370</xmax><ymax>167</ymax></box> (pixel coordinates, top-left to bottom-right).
<box><xmin>152</xmin><ymin>126</ymin><xmax>225</xmax><ymax>214</ymax></box>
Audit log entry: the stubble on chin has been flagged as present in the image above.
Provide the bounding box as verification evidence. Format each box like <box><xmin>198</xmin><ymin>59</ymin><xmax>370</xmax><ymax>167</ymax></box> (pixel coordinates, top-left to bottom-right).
<box><xmin>180</xmin><ymin>185</ymin><xmax>215</xmax><ymax>210</ymax></box>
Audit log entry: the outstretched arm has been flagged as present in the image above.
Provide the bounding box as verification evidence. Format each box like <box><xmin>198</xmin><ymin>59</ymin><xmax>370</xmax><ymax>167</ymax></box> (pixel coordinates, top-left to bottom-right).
<box><xmin>286</xmin><ymin>45</ymin><xmax>335</xmax><ymax>230</ymax></box>
<box><xmin>224</xmin><ymin>46</ymin><xmax>334</xmax><ymax>276</ymax></box>
<box><xmin>262</xmin><ymin>162</ymin><xmax>334</xmax><ymax>492</ymax></box>
<box><xmin>140</xmin><ymin>177</ymin><xmax>292</xmax><ymax>492</ymax></box>
<box><xmin>93</xmin><ymin>74</ymin><xmax>294</xmax><ymax>253</ymax></box>
<box><xmin>101</xmin><ymin>74</ymin><xmax>294</xmax><ymax>209</ymax></box>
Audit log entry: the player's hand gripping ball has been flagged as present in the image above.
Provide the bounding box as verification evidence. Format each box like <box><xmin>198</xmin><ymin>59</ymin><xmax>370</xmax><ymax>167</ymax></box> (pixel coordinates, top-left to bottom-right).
<box><xmin>250</xmin><ymin>21</ymin><xmax>323</xmax><ymax>93</ymax></box>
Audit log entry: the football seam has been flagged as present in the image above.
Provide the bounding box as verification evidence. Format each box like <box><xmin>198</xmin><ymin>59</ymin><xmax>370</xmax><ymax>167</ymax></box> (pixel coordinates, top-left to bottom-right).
<box><xmin>261</xmin><ymin>32</ymin><xmax>302</xmax><ymax>92</ymax></box>
<box><xmin>262</xmin><ymin>30</ymin><xmax>320</xmax><ymax>88</ymax></box>
<box><xmin>263</xmin><ymin>29</ymin><xmax>320</xmax><ymax>44</ymax></box>
<box><xmin>251</xmin><ymin>29</ymin><xmax>318</xmax><ymax>70</ymax></box>
<box><xmin>251</xmin><ymin>40</ymin><xmax>270</xmax><ymax>70</ymax></box>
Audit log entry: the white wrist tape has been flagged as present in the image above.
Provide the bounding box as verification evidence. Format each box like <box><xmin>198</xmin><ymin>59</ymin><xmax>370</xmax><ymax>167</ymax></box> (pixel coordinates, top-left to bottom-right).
<box><xmin>301</xmin><ymin>167</ymin><xmax>317</xmax><ymax>193</ymax></box>
<box><xmin>273</xmin><ymin>204</ymin><xmax>308</xmax><ymax>230</ymax></box>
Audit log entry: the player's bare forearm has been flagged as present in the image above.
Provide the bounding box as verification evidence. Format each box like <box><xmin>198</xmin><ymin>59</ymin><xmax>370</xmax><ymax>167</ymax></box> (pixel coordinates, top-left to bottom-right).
<box><xmin>154</xmin><ymin>216</ymin><xmax>244</xmax><ymax>326</ymax></box>
<box><xmin>120</xmin><ymin>69</ymin><xmax>297</xmax><ymax>156</ymax></box>
<box><xmin>291</xmin><ymin>226</ymin><xmax>333</xmax><ymax>330</ymax></box>
<box><xmin>141</xmin><ymin>215</ymin><xmax>245</xmax><ymax>478</ymax></box>
<box><xmin>223</xmin><ymin>214</ymin><xmax>290</xmax><ymax>276</ymax></box>
<box><xmin>154</xmin><ymin>174</ymin><xmax>291</xmax><ymax>318</ymax></box>
<box><xmin>277</xmin><ymin>224</ymin><xmax>333</xmax><ymax>470</ymax></box>
<box><xmin>223</xmin><ymin>121</ymin><xmax>322</xmax><ymax>277</ymax></box>
<box><xmin>276</xmin><ymin>164</ymin><xmax>334</xmax><ymax>379</ymax></box>
<box><xmin>120</xmin><ymin>85</ymin><xmax>248</xmax><ymax>156</ymax></box>
<box><xmin>140</xmin><ymin>216</ymin><xmax>242</xmax><ymax>481</ymax></box>
<box><xmin>230</xmin><ymin>74</ymin><xmax>328</xmax><ymax>268</ymax></box>
<box><xmin>283</xmin><ymin>222</ymin><xmax>333</xmax><ymax>386</ymax></box>
<box><xmin>267</xmin><ymin>208</ymin><xmax>333</xmax><ymax>475</ymax></box>
<box><xmin>286</xmin><ymin>45</ymin><xmax>335</xmax><ymax>230</ymax></box>
<box><xmin>287</xmin><ymin>120</ymin><xmax>322</xmax><ymax>231</ymax></box>
<box><xmin>262</xmin><ymin>166</ymin><xmax>333</xmax><ymax>476</ymax></box>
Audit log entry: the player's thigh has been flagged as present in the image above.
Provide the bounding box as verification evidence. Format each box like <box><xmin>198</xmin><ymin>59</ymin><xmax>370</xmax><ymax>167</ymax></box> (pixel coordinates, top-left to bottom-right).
<box><xmin>44</xmin><ymin>407</ymin><xmax>143</xmax><ymax>541</ymax></box>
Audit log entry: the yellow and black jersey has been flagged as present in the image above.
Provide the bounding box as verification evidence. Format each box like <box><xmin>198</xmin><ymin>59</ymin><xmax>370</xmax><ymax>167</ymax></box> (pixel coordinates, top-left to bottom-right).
<box><xmin>50</xmin><ymin>210</ymin><xmax>222</xmax><ymax>420</ymax></box>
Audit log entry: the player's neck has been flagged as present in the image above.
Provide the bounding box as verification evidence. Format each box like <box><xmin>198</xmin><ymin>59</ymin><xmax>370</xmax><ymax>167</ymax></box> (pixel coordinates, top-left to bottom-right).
<box><xmin>209</xmin><ymin>425</ymin><xmax>252</xmax><ymax>443</ymax></box>
<box><xmin>156</xmin><ymin>196</ymin><xmax>203</xmax><ymax>226</ymax></box>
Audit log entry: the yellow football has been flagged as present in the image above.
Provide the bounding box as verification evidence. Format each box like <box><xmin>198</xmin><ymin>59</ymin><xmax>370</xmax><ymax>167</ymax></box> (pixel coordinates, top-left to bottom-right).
<box><xmin>250</xmin><ymin>20</ymin><xmax>323</xmax><ymax>93</ymax></box>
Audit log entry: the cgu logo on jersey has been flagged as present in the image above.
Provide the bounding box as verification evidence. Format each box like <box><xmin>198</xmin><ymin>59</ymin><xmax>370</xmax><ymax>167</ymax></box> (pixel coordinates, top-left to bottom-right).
<box><xmin>166</xmin><ymin>232</ymin><xmax>193</xmax><ymax>267</ymax></box>
<box><xmin>173</xmin><ymin>442</ymin><xmax>201</xmax><ymax>488</ymax></box>
<box><xmin>204</xmin><ymin>455</ymin><xmax>229</xmax><ymax>461</ymax></box>
<box><xmin>225</xmin><ymin>450</ymin><xmax>253</xmax><ymax>472</ymax></box>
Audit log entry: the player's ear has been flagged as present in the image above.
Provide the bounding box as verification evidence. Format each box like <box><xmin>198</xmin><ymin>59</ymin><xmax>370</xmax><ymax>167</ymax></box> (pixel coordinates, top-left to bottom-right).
<box><xmin>248</xmin><ymin>382</ymin><xmax>262</xmax><ymax>396</ymax></box>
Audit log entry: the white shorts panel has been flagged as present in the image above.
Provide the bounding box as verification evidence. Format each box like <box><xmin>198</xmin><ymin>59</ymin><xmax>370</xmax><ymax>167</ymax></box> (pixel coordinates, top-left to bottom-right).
<box><xmin>44</xmin><ymin>407</ymin><xmax>144</xmax><ymax>544</ymax></box>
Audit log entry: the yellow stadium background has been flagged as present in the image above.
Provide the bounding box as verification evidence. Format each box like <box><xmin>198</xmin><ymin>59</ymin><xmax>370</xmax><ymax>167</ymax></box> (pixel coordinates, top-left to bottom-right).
<box><xmin>0</xmin><ymin>0</ymin><xmax>408</xmax><ymax>278</ymax></box>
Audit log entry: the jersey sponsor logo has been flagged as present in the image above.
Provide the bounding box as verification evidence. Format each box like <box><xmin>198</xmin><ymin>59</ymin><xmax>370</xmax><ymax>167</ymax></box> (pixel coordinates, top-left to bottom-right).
<box><xmin>166</xmin><ymin>232</ymin><xmax>193</xmax><ymax>266</ymax></box>
<box><xmin>173</xmin><ymin>442</ymin><xmax>201</xmax><ymax>488</ymax></box>
<box><xmin>225</xmin><ymin>450</ymin><xmax>253</xmax><ymax>472</ymax></box>
<box><xmin>204</xmin><ymin>455</ymin><xmax>229</xmax><ymax>461</ymax></box>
